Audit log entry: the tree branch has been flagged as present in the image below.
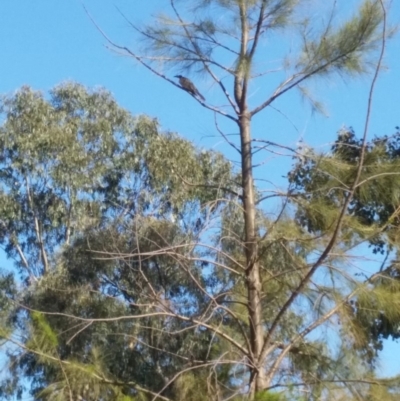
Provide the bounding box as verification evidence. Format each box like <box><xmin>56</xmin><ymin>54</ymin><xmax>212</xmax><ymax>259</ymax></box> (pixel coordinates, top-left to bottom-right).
<box><xmin>260</xmin><ymin>0</ymin><xmax>387</xmax><ymax>367</ymax></box>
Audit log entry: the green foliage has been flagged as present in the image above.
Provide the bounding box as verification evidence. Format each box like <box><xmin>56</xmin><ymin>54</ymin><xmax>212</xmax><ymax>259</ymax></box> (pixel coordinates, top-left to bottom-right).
<box><xmin>299</xmin><ymin>1</ymin><xmax>384</xmax><ymax>75</ymax></box>
<box><xmin>288</xmin><ymin>127</ymin><xmax>400</xmax><ymax>365</ymax></box>
<box><xmin>31</xmin><ymin>312</ymin><xmax>59</xmax><ymax>348</ymax></box>
<box><xmin>0</xmin><ymin>82</ymin><xmax>236</xmax><ymax>281</ymax></box>
<box><xmin>290</xmin><ymin>127</ymin><xmax>400</xmax><ymax>252</ymax></box>
<box><xmin>139</xmin><ymin>0</ymin><xmax>387</xmax><ymax>101</ymax></box>
<box><xmin>0</xmin><ymin>82</ymin><xmax>136</xmax><ymax>276</ymax></box>
<box><xmin>255</xmin><ymin>390</ymin><xmax>287</xmax><ymax>401</ymax></box>
<box><xmin>0</xmin><ymin>82</ymin><xmax>239</xmax><ymax>401</ymax></box>
<box><xmin>0</xmin><ymin>0</ymin><xmax>397</xmax><ymax>400</ymax></box>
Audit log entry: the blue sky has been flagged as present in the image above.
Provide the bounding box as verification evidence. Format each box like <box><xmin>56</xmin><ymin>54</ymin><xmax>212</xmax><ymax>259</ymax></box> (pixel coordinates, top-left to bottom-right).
<box><xmin>0</xmin><ymin>0</ymin><xmax>399</xmax><ymax>393</ymax></box>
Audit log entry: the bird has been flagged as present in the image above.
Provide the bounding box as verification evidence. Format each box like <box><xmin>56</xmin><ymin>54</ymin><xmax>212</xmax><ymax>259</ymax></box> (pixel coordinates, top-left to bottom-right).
<box><xmin>175</xmin><ymin>75</ymin><xmax>205</xmax><ymax>101</ymax></box>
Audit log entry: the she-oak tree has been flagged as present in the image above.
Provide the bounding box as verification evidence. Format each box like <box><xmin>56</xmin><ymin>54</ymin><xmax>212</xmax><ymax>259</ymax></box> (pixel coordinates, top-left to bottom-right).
<box><xmin>96</xmin><ymin>0</ymin><xmax>396</xmax><ymax>396</ymax></box>
<box><xmin>2</xmin><ymin>1</ymin><xmax>400</xmax><ymax>401</ymax></box>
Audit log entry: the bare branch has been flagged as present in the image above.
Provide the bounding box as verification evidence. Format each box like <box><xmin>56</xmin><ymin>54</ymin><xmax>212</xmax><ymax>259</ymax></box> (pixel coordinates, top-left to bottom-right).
<box><xmin>82</xmin><ymin>4</ymin><xmax>238</xmax><ymax>122</ymax></box>
<box><xmin>169</xmin><ymin>0</ymin><xmax>240</xmax><ymax>114</ymax></box>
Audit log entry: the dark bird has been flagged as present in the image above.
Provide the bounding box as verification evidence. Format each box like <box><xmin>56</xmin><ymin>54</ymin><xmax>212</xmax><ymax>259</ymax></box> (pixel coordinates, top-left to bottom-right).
<box><xmin>175</xmin><ymin>75</ymin><xmax>205</xmax><ymax>101</ymax></box>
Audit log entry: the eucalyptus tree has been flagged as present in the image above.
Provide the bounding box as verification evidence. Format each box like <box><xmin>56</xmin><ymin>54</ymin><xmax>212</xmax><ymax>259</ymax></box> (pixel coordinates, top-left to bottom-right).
<box><xmin>0</xmin><ymin>82</ymin><xmax>237</xmax><ymax>400</ymax></box>
<box><xmin>0</xmin><ymin>82</ymin><xmax>139</xmax><ymax>280</ymax></box>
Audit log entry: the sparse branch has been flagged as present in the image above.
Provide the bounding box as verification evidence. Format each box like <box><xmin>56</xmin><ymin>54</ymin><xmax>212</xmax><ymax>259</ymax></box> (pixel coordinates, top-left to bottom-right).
<box><xmin>4</xmin><ymin>335</ymin><xmax>174</xmax><ymax>401</ymax></box>
<box><xmin>66</xmin><ymin>321</ymin><xmax>93</xmax><ymax>345</ymax></box>
<box><xmin>15</xmin><ymin>301</ymin><xmax>250</xmax><ymax>357</ymax></box>
<box><xmin>176</xmin><ymin>171</ymin><xmax>242</xmax><ymax>199</ymax></box>
<box><xmin>93</xmin><ymin>241</ymin><xmax>247</xmax><ymax>273</ymax></box>
<box><xmin>213</xmin><ymin>112</ymin><xmax>241</xmax><ymax>153</ymax></box>
<box><xmin>265</xmin><ymin>260</ymin><xmax>390</xmax><ymax>384</ymax></box>
<box><xmin>169</xmin><ymin>0</ymin><xmax>240</xmax><ymax>114</ymax></box>
<box><xmin>120</xmin><ymin>14</ymin><xmax>235</xmax><ymax>76</ymax></box>
<box><xmin>250</xmin><ymin>56</ymin><xmax>339</xmax><ymax>116</ymax></box>
<box><xmin>260</xmin><ymin>0</ymin><xmax>387</xmax><ymax>368</ymax></box>
<box><xmin>252</xmin><ymin>139</ymin><xmax>298</xmax><ymax>156</ymax></box>
<box><xmin>195</xmin><ymin>29</ymin><xmax>239</xmax><ymax>56</ymax></box>
<box><xmin>116</xmin><ymin>6</ymin><xmax>239</xmax><ymax>72</ymax></box>
<box><xmin>151</xmin><ymin>357</ymin><xmax>246</xmax><ymax>401</ymax></box>
<box><xmin>354</xmin><ymin>171</ymin><xmax>400</xmax><ymax>188</ymax></box>
<box><xmin>251</xmin><ymin>10</ymin><xmax>385</xmax><ymax>118</ymax></box>
<box><xmin>83</xmin><ymin>5</ymin><xmax>238</xmax><ymax>122</ymax></box>
<box><xmin>266</xmin><ymin>287</ymin><xmax>359</xmax><ymax>382</ymax></box>
<box><xmin>57</xmin><ymin>355</ymin><xmax>74</xmax><ymax>401</ymax></box>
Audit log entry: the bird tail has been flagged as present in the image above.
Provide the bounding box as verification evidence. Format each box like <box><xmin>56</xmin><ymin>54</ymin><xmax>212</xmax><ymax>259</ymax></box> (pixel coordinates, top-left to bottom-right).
<box><xmin>197</xmin><ymin>91</ymin><xmax>205</xmax><ymax>101</ymax></box>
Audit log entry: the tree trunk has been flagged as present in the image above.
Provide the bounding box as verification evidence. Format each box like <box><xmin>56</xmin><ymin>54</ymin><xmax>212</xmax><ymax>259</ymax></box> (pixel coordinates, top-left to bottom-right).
<box><xmin>239</xmin><ymin>113</ymin><xmax>266</xmax><ymax>395</ymax></box>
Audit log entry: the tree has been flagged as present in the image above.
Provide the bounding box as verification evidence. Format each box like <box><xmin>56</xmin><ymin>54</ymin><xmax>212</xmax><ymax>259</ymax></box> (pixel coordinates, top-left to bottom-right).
<box><xmin>2</xmin><ymin>1</ymin><xmax>400</xmax><ymax>400</ymax></box>
<box><xmin>87</xmin><ymin>0</ymin><xmax>396</xmax><ymax>397</ymax></box>
<box><xmin>0</xmin><ymin>82</ymin><xmax>237</xmax><ymax>400</ymax></box>
<box><xmin>290</xmin><ymin>127</ymin><xmax>400</xmax><ymax>361</ymax></box>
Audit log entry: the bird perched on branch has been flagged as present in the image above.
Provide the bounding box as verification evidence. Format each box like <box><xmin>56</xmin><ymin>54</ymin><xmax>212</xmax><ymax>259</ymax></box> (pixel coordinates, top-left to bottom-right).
<box><xmin>175</xmin><ymin>75</ymin><xmax>205</xmax><ymax>101</ymax></box>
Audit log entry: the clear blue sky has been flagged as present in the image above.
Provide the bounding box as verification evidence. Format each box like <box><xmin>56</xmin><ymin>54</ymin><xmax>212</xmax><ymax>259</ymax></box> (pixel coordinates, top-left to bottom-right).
<box><xmin>0</xmin><ymin>0</ymin><xmax>399</xmax><ymax>392</ymax></box>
